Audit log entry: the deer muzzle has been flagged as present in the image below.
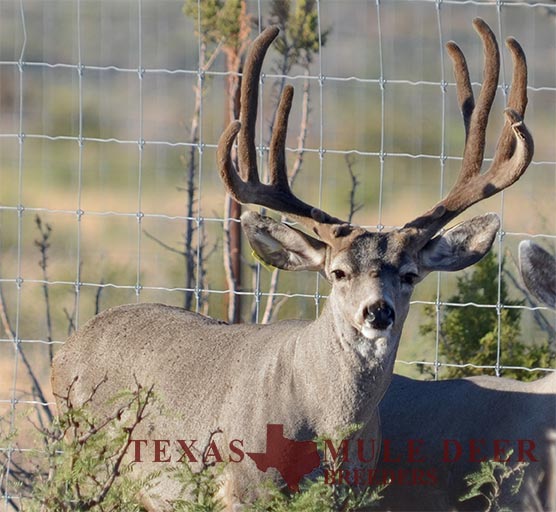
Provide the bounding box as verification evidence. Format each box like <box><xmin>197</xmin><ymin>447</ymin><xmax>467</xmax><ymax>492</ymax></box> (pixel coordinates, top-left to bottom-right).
<box><xmin>363</xmin><ymin>300</ymin><xmax>396</xmax><ymax>332</ymax></box>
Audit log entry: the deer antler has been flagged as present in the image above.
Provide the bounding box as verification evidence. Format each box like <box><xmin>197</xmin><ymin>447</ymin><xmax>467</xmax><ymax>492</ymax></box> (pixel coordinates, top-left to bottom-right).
<box><xmin>217</xmin><ymin>26</ymin><xmax>349</xmax><ymax>243</ymax></box>
<box><xmin>405</xmin><ymin>18</ymin><xmax>534</xmax><ymax>242</ymax></box>
<box><xmin>219</xmin><ymin>21</ymin><xmax>533</xmax><ymax>246</ymax></box>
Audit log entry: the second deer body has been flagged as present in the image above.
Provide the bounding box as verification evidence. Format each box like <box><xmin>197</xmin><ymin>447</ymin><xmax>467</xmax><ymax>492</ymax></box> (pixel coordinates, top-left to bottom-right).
<box><xmin>377</xmin><ymin>242</ymin><xmax>555</xmax><ymax>511</ymax></box>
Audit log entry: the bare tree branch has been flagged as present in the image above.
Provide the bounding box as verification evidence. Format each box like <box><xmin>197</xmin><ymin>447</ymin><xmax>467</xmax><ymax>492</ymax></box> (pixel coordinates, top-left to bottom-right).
<box><xmin>0</xmin><ymin>285</ymin><xmax>14</xmax><ymax>340</ymax></box>
<box><xmin>289</xmin><ymin>69</ymin><xmax>311</xmax><ymax>187</ymax></box>
<box><xmin>94</xmin><ymin>281</ymin><xmax>104</xmax><ymax>317</ymax></box>
<box><xmin>344</xmin><ymin>154</ymin><xmax>363</xmax><ymax>224</ymax></box>
<box><xmin>34</xmin><ymin>215</ymin><xmax>54</xmax><ymax>363</ymax></box>
<box><xmin>143</xmin><ymin>230</ymin><xmax>185</xmax><ymax>257</ymax></box>
<box><xmin>80</xmin><ymin>385</ymin><xmax>154</xmax><ymax>511</ymax></box>
<box><xmin>224</xmin><ymin>198</ymin><xmax>241</xmax><ymax>322</ymax></box>
<box><xmin>144</xmin><ymin>40</ymin><xmax>221</xmax><ymax>313</ymax></box>
<box><xmin>0</xmin><ymin>285</ymin><xmax>53</xmax><ymax>425</ymax></box>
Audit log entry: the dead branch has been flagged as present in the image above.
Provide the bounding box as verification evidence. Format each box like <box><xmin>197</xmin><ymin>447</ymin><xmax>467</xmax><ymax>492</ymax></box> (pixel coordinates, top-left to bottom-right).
<box><xmin>62</xmin><ymin>308</ymin><xmax>75</xmax><ymax>337</ymax></box>
<box><xmin>94</xmin><ymin>281</ymin><xmax>104</xmax><ymax>317</ymax></box>
<box><xmin>144</xmin><ymin>40</ymin><xmax>221</xmax><ymax>313</ymax></box>
<box><xmin>289</xmin><ymin>69</ymin><xmax>311</xmax><ymax>187</ymax></box>
<box><xmin>201</xmin><ymin>428</ymin><xmax>224</xmax><ymax>470</ymax></box>
<box><xmin>344</xmin><ymin>154</ymin><xmax>363</xmax><ymax>224</ymax></box>
<box><xmin>0</xmin><ymin>285</ymin><xmax>53</xmax><ymax>425</ymax></box>
<box><xmin>79</xmin><ymin>384</ymin><xmax>154</xmax><ymax>510</ymax></box>
<box><xmin>182</xmin><ymin>40</ymin><xmax>208</xmax><ymax>312</ymax></box>
<box><xmin>0</xmin><ymin>284</ymin><xmax>14</xmax><ymax>340</ymax></box>
<box><xmin>143</xmin><ymin>230</ymin><xmax>184</xmax><ymax>257</ymax></box>
<box><xmin>223</xmin><ymin>199</ymin><xmax>241</xmax><ymax>323</ymax></box>
<box><xmin>37</xmin><ymin>376</ymin><xmax>154</xmax><ymax>510</ymax></box>
<box><xmin>34</xmin><ymin>215</ymin><xmax>54</xmax><ymax>362</ymax></box>
<box><xmin>62</xmin><ymin>260</ymin><xmax>83</xmax><ymax>337</ymax></box>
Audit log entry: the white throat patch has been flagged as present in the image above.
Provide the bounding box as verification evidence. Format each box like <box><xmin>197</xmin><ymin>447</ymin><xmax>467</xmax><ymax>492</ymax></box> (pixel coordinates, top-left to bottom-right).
<box><xmin>356</xmin><ymin>326</ymin><xmax>392</xmax><ymax>359</ymax></box>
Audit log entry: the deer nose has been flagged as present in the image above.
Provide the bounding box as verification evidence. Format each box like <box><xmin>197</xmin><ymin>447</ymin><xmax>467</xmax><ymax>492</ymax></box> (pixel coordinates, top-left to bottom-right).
<box><xmin>363</xmin><ymin>300</ymin><xmax>395</xmax><ymax>331</ymax></box>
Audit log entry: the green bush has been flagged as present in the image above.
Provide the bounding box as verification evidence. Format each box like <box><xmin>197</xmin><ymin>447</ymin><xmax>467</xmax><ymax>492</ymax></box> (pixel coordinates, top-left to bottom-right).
<box><xmin>1</xmin><ymin>387</ymin><xmax>384</xmax><ymax>511</ymax></box>
<box><xmin>459</xmin><ymin>449</ymin><xmax>527</xmax><ymax>512</ymax></box>
<box><xmin>1</xmin><ymin>380</ymin><xmax>156</xmax><ymax>512</ymax></box>
<box><xmin>420</xmin><ymin>251</ymin><xmax>555</xmax><ymax>380</ymax></box>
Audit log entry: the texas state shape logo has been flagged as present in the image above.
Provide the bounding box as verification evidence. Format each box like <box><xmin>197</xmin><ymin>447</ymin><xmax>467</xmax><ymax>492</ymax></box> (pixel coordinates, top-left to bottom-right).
<box><xmin>246</xmin><ymin>424</ymin><xmax>321</xmax><ymax>492</ymax></box>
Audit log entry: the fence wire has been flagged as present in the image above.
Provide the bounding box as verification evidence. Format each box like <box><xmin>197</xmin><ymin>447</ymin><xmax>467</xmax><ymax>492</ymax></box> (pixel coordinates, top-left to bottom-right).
<box><xmin>0</xmin><ymin>0</ymin><xmax>555</xmax><ymax>508</ymax></box>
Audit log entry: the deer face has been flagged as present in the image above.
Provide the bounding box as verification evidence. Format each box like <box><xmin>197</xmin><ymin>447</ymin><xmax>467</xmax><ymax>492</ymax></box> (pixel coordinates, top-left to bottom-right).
<box><xmin>242</xmin><ymin>211</ymin><xmax>500</xmax><ymax>349</ymax></box>
<box><xmin>327</xmin><ymin>231</ymin><xmax>415</xmax><ymax>340</ymax></box>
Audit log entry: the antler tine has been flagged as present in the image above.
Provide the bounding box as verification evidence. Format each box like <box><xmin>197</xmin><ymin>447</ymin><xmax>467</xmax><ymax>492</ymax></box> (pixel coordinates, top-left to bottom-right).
<box><xmin>505</xmin><ymin>37</ymin><xmax>527</xmax><ymax>115</ymax></box>
<box><xmin>217</xmin><ymin>26</ymin><xmax>348</xmax><ymax>242</ymax></box>
<box><xmin>445</xmin><ymin>41</ymin><xmax>474</xmax><ymax>141</ymax></box>
<box><xmin>237</xmin><ymin>26</ymin><xmax>280</xmax><ymax>184</ymax></box>
<box><xmin>460</xmin><ymin>18</ymin><xmax>500</xmax><ymax>177</ymax></box>
<box><xmin>404</xmin><ymin>18</ymin><xmax>534</xmax><ymax>241</ymax></box>
<box><xmin>268</xmin><ymin>84</ymin><xmax>294</xmax><ymax>190</ymax></box>
<box><xmin>490</xmin><ymin>36</ymin><xmax>528</xmax><ymax>166</ymax></box>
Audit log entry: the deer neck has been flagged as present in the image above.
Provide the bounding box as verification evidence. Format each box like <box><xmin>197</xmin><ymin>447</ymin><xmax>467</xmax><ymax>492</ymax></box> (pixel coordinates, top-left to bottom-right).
<box><xmin>292</xmin><ymin>300</ymin><xmax>401</xmax><ymax>432</ymax></box>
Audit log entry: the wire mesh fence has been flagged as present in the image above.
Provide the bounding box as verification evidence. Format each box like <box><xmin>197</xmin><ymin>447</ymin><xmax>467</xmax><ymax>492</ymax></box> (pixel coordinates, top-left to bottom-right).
<box><xmin>0</xmin><ymin>0</ymin><xmax>555</xmax><ymax>508</ymax></box>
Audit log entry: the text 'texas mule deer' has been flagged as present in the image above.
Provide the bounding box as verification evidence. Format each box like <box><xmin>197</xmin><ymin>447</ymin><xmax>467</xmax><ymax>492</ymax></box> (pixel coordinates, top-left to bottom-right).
<box><xmin>52</xmin><ymin>19</ymin><xmax>533</xmax><ymax>509</ymax></box>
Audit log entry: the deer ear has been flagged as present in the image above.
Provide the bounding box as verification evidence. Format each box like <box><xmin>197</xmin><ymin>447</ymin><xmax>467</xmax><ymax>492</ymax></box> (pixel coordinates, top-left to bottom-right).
<box><xmin>519</xmin><ymin>241</ymin><xmax>556</xmax><ymax>308</ymax></box>
<box><xmin>241</xmin><ymin>211</ymin><xmax>327</xmax><ymax>271</ymax></box>
<box><xmin>419</xmin><ymin>213</ymin><xmax>500</xmax><ymax>273</ymax></box>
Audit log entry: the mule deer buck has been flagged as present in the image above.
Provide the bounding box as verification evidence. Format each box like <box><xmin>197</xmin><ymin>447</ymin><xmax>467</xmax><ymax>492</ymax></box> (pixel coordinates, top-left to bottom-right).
<box><xmin>52</xmin><ymin>19</ymin><xmax>534</xmax><ymax>509</ymax></box>
<box><xmin>377</xmin><ymin>242</ymin><xmax>555</xmax><ymax>512</ymax></box>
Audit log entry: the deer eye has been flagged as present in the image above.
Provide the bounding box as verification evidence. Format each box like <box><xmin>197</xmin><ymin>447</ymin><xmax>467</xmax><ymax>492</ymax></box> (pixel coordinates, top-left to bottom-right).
<box><xmin>400</xmin><ymin>272</ymin><xmax>418</xmax><ymax>286</ymax></box>
<box><xmin>331</xmin><ymin>269</ymin><xmax>347</xmax><ymax>281</ymax></box>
